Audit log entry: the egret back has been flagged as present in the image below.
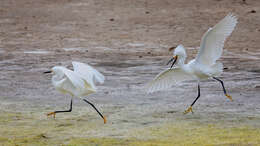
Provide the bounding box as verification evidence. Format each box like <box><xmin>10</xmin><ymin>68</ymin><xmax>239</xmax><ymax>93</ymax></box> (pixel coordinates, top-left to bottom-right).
<box><xmin>188</xmin><ymin>60</ymin><xmax>223</xmax><ymax>80</ymax></box>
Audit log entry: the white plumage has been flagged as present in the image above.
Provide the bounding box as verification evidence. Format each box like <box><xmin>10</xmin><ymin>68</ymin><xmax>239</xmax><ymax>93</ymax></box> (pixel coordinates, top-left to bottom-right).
<box><xmin>146</xmin><ymin>14</ymin><xmax>237</xmax><ymax>113</ymax></box>
<box><xmin>147</xmin><ymin>67</ymin><xmax>193</xmax><ymax>93</ymax></box>
<box><xmin>51</xmin><ymin>61</ymin><xmax>105</xmax><ymax>97</ymax></box>
<box><xmin>196</xmin><ymin>14</ymin><xmax>238</xmax><ymax>66</ymax></box>
<box><xmin>46</xmin><ymin>61</ymin><xmax>106</xmax><ymax>123</ymax></box>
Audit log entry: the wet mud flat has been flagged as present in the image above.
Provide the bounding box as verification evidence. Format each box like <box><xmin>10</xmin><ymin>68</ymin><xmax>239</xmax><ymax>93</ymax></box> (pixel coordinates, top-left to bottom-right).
<box><xmin>1</xmin><ymin>0</ymin><xmax>260</xmax><ymax>145</ymax></box>
<box><xmin>0</xmin><ymin>46</ymin><xmax>259</xmax><ymax>145</ymax></box>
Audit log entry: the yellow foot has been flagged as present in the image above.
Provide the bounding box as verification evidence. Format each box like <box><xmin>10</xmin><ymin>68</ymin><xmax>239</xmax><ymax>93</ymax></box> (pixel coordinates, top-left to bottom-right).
<box><xmin>103</xmin><ymin>117</ymin><xmax>107</xmax><ymax>124</ymax></box>
<box><xmin>225</xmin><ymin>94</ymin><xmax>233</xmax><ymax>101</ymax></box>
<box><xmin>47</xmin><ymin>112</ymin><xmax>56</xmax><ymax>118</ymax></box>
<box><xmin>184</xmin><ymin>106</ymin><xmax>193</xmax><ymax>114</ymax></box>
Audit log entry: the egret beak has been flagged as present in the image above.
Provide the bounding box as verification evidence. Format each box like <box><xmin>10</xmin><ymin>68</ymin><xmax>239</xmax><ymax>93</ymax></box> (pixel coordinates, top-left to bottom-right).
<box><xmin>166</xmin><ymin>55</ymin><xmax>178</xmax><ymax>68</ymax></box>
<box><xmin>43</xmin><ymin>71</ymin><xmax>52</xmax><ymax>74</ymax></box>
<box><xmin>166</xmin><ymin>58</ymin><xmax>174</xmax><ymax>65</ymax></box>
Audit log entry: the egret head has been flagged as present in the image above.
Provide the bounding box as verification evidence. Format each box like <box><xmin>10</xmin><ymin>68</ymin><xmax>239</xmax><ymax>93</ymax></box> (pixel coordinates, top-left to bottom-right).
<box><xmin>173</xmin><ymin>45</ymin><xmax>187</xmax><ymax>58</ymax></box>
<box><xmin>51</xmin><ymin>66</ymin><xmax>63</xmax><ymax>74</ymax></box>
<box><xmin>44</xmin><ymin>66</ymin><xmax>67</xmax><ymax>86</ymax></box>
<box><xmin>44</xmin><ymin>66</ymin><xmax>63</xmax><ymax>74</ymax></box>
<box><xmin>167</xmin><ymin>44</ymin><xmax>187</xmax><ymax>68</ymax></box>
<box><xmin>44</xmin><ymin>66</ymin><xmax>66</xmax><ymax>80</ymax></box>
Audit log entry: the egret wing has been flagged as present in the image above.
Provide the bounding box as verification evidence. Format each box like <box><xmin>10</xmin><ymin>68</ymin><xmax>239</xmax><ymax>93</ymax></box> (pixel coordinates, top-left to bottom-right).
<box><xmin>72</xmin><ymin>61</ymin><xmax>105</xmax><ymax>88</ymax></box>
<box><xmin>146</xmin><ymin>67</ymin><xmax>193</xmax><ymax>93</ymax></box>
<box><xmin>195</xmin><ymin>13</ymin><xmax>237</xmax><ymax>66</ymax></box>
<box><xmin>60</xmin><ymin>67</ymin><xmax>86</xmax><ymax>91</ymax></box>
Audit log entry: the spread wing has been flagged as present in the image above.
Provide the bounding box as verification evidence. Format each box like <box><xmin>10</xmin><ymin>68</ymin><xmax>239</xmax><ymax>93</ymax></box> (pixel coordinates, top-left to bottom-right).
<box><xmin>195</xmin><ymin>13</ymin><xmax>238</xmax><ymax>66</ymax></box>
<box><xmin>72</xmin><ymin>61</ymin><xmax>105</xmax><ymax>89</ymax></box>
<box><xmin>146</xmin><ymin>67</ymin><xmax>194</xmax><ymax>93</ymax></box>
<box><xmin>60</xmin><ymin>67</ymin><xmax>86</xmax><ymax>91</ymax></box>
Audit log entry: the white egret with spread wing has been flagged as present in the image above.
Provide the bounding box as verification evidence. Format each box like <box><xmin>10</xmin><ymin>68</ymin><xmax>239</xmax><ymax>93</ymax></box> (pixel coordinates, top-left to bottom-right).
<box><xmin>146</xmin><ymin>14</ymin><xmax>237</xmax><ymax>114</ymax></box>
<box><xmin>44</xmin><ymin>61</ymin><xmax>106</xmax><ymax>123</ymax></box>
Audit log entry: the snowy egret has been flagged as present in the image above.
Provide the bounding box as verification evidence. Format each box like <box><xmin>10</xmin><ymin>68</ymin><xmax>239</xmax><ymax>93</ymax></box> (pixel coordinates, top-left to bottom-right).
<box><xmin>146</xmin><ymin>14</ymin><xmax>237</xmax><ymax>114</ymax></box>
<box><xmin>44</xmin><ymin>61</ymin><xmax>107</xmax><ymax>124</ymax></box>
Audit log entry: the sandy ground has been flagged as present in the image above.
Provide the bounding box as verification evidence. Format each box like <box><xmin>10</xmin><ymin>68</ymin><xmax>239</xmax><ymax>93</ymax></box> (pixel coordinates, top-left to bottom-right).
<box><xmin>0</xmin><ymin>0</ymin><xmax>260</xmax><ymax>145</ymax></box>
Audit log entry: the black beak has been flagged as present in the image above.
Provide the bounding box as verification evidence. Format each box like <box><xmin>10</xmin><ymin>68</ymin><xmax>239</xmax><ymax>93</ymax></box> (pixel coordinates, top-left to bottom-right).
<box><xmin>166</xmin><ymin>56</ymin><xmax>178</xmax><ymax>69</ymax></box>
<box><xmin>166</xmin><ymin>58</ymin><xmax>174</xmax><ymax>65</ymax></box>
<box><xmin>44</xmin><ymin>71</ymin><xmax>52</xmax><ymax>74</ymax></box>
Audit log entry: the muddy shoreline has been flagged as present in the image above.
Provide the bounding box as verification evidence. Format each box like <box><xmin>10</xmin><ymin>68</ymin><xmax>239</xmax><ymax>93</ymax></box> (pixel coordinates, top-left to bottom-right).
<box><xmin>0</xmin><ymin>0</ymin><xmax>260</xmax><ymax>145</ymax></box>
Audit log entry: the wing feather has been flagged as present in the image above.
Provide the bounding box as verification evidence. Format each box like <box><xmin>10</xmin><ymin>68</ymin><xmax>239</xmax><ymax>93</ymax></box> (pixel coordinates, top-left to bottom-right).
<box><xmin>195</xmin><ymin>13</ymin><xmax>238</xmax><ymax>66</ymax></box>
<box><xmin>60</xmin><ymin>67</ymin><xmax>86</xmax><ymax>91</ymax></box>
<box><xmin>146</xmin><ymin>67</ymin><xmax>193</xmax><ymax>93</ymax></box>
<box><xmin>72</xmin><ymin>61</ymin><xmax>105</xmax><ymax>89</ymax></box>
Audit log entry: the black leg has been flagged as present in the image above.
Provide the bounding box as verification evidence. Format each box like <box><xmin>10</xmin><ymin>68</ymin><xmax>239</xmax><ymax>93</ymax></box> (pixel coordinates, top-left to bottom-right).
<box><xmin>47</xmin><ymin>99</ymin><xmax>73</xmax><ymax>118</ymax></box>
<box><xmin>55</xmin><ymin>99</ymin><xmax>73</xmax><ymax>113</ymax></box>
<box><xmin>213</xmin><ymin>77</ymin><xmax>227</xmax><ymax>94</ymax></box>
<box><xmin>184</xmin><ymin>84</ymin><xmax>200</xmax><ymax>114</ymax></box>
<box><xmin>213</xmin><ymin>77</ymin><xmax>232</xmax><ymax>101</ymax></box>
<box><xmin>191</xmin><ymin>84</ymin><xmax>201</xmax><ymax>106</ymax></box>
<box><xmin>83</xmin><ymin>99</ymin><xmax>107</xmax><ymax>124</ymax></box>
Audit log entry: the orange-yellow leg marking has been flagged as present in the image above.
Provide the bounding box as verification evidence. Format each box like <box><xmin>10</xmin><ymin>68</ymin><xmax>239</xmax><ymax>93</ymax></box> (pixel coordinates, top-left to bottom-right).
<box><xmin>47</xmin><ymin>112</ymin><xmax>56</xmax><ymax>118</ymax></box>
<box><xmin>184</xmin><ymin>106</ymin><xmax>193</xmax><ymax>114</ymax></box>
<box><xmin>225</xmin><ymin>94</ymin><xmax>233</xmax><ymax>101</ymax></box>
<box><xmin>103</xmin><ymin>116</ymin><xmax>107</xmax><ymax>124</ymax></box>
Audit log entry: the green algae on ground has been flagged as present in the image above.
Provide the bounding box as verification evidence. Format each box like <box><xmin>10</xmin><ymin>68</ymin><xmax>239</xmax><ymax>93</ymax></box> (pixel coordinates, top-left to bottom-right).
<box><xmin>132</xmin><ymin>122</ymin><xmax>260</xmax><ymax>145</ymax></box>
<box><xmin>0</xmin><ymin>111</ymin><xmax>97</xmax><ymax>145</ymax></box>
<box><xmin>0</xmin><ymin>111</ymin><xmax>260</xmax><ymax>145</ymax></box>
<box><xmin>67</xmin><ymin>137</ymin><xmax>174</xmax><ymax>146</ymax></box>
<box><xmin>63</xmin><ymin>124</ymin><xmax>260</xmax><ymax>146</ymax></box>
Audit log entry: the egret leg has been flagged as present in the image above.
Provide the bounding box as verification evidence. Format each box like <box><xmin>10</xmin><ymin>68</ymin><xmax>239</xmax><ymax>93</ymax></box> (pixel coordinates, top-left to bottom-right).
<box><xmin>83</xmin><ymin>99</ymin><xmax>107</xmax><ymax>124</ymax></box>
<box><xmin>213</xmin><ymin>77</ymin><xmax>232</xmax><ymax>101</ymax></box>
<box><xmin>184</xmin><ymin>84</ymin><xmax>200</xmax><ymax>114</ymax></box>
<box><xmin>47</xmin><ymin>99</ymin><xmax>73</xmax><ymax>118</ymax></box>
